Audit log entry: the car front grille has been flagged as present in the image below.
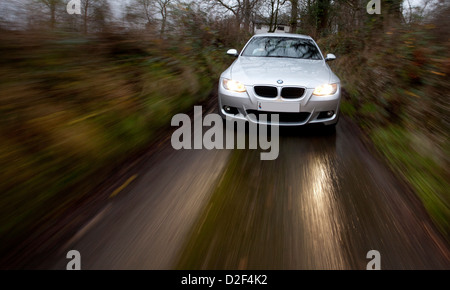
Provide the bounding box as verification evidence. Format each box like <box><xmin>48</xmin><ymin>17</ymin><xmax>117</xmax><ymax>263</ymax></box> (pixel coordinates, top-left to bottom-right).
<box><xmin>246</xmin><ymin>110</ymin><xmax>310</xmax><ymax>123</ymax></box>
<box><xmin>254</xmin><ymin>86</ymin><xmax>305</xmax><ymax>99</ymax></box>
<box><xmin>254</xmin><ymin>86</ymin><xmax>277</xmax><ymax>98</ymax></box>
<box><xmin>281</xmin><ymin>87</ymin><xmax>305</xmax><ymax>99</ymax></box>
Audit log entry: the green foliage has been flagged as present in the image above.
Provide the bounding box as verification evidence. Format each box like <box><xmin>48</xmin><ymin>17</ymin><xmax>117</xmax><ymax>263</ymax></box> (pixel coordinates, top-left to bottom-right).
<box><xmin>323</xmin><ymin>23</ymin><xmax>450</xmax><ymax>239</ymax></box>
<box><xmin>339</xmin><ymin>101</ymin><xmax>356</xmax><ymax>118</ymax></box>
<box><xmin>372</xmin><ymin>126</ymin><xmax>450</xmax><ymax>238</ymax></box>
<box><xmin>0</xmin><ymin>31</ymin><xmax>228</xmax><ymax>256</ymax></box>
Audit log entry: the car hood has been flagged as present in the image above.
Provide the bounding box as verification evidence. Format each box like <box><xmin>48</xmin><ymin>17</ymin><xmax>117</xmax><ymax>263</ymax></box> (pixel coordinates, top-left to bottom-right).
<box><xmin>230</xmin><ymin>56</ymin><xmax>332</xmax><ymax>88</ymax></box>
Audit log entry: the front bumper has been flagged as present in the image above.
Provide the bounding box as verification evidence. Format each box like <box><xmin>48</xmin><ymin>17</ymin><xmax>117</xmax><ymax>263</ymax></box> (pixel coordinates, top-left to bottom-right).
<box><xmin>218</xmin><ymin>81</ymin><xmax>341</xmax><ymax>126</ymax></box>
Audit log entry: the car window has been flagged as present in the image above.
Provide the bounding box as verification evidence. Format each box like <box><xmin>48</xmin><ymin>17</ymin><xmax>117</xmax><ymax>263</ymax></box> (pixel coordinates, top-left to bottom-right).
<box><xmin>241</xmin><ymin>37</ymin><xmax>322</xmax><ymax>60</ymax></box>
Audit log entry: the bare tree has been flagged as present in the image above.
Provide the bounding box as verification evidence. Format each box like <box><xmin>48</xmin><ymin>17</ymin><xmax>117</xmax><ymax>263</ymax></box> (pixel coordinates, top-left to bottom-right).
<box><xmin>39</xmin><ymin>0</ymin><xmax>63</xmax><ymax>29</ymax></box>
<box><xmin>156</xmin><ymin>0</ymin><xmax>171</xmax><ymax>37</ymax></box>
<box><xmin>404</xmin><ymin>0</ymin><xmax>434</xmax><ymax>24</ymax></box>
<box><xmin>77</xmin><ymin>0</ymin><xmax>111</xmax><ymax>33</ymax></box>
<box><xmin>209</xmin><ymin>0</ymin><xmax>261</xmax><ymax>32</ymax></box>
<box><xmin>135</xmin><ymin>0</ymin><xmax>154</xmax><ymax>28</ymax></box>
<box><xmin>269</xmin><ymin>0</ymin><xmax>287</xmax><ymax>32</ymax></box>
<box><xmin>82</xmin><ymin>0</ymin><xmax>91</xmax><ymax>33</ymax></box>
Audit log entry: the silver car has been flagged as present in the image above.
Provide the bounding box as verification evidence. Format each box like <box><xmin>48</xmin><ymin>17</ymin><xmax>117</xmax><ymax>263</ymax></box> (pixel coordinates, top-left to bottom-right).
<box><xmin>218</xmin><ymin>33</ymin><xmax>340</xmax><ymax>127</ymax></box>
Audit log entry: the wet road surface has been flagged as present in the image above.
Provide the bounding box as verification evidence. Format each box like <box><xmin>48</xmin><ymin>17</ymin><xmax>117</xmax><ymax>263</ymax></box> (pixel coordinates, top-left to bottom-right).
<box><xmin>29</xmin><ymin>104</ymin><xmax>450</xmax><ymax>270</ymax></box>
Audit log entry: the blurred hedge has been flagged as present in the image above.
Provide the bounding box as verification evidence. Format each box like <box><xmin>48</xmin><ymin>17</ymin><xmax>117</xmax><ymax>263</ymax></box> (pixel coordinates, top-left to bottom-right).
<box><xmin>0</xmin><ymin>30</ymin><xmax>230</xmax><ymax>257</ymax></box>
<box><xmin>318</xmin><ymin>23</ymin><xmax>450</xmax><ymax>239</ymax></box>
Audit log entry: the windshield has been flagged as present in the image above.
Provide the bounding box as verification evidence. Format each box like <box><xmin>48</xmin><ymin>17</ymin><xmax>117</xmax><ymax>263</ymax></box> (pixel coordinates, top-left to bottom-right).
<box><xmin>241</xmin><ymin>36</ymin><xmax>323</xmax><ymax>60</ymax></box>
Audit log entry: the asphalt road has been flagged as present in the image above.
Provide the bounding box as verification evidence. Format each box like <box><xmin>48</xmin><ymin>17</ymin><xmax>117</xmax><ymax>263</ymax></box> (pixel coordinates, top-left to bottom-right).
<box><xmin>28</xmin><ymin>100</ymin><xmax>450</xmax><ymax>270</ymax></box>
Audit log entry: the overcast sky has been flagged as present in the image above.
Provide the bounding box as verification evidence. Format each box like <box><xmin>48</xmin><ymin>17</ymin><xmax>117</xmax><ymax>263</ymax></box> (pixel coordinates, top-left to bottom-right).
<box><xmin>0</xmin><ymin>0</ymin><xmax>433</xmax><ymax>23</ymax></box>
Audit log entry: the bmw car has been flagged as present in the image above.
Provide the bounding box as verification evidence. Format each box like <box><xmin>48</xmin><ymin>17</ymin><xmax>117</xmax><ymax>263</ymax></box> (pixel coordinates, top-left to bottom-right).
<box><xmin>218</xmin><ymin>33</ymin><xmax>341</xmax><ymax>127</ymax></box>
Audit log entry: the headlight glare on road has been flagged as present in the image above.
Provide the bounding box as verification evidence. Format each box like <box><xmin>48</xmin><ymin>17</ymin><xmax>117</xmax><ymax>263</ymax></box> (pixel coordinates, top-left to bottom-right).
<box><xmin>313</xmin><ymin>83</ymin><xmax>338</xmax><ymax>96</ymax></box>
<box><xmin>223</xmin><ymin>79</ymin><xmax>246</xmax><ymax>93</ymax></box>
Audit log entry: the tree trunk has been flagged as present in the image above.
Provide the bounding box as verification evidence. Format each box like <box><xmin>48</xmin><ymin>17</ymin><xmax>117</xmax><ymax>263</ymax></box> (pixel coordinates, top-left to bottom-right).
<box><xmin>83</xmin><ymin>0</ymin><xmax>89</xmax><ymax>34</ymax></box>
<box><xmin>269</xmin><ymin>0</ymin><xmax>275</xmax><ymax>32</ymax></box>
<box><xmin>50</xmin><ymin>4</ymin><xmax>56</xmax><ymax>29</ymax></box>
<box><xmin>160</xmin><ymin>16</ymin><xmax>166</xmax><ymax>37</ymax></box>
<box><xmin>274</xmin><ymin>0</ymin><xmax>280</xmax><ymax>32</ymax></box>
<box><xmin>384</xmin><ymin>0</ymin><xmax>403</xmax><ymax>27</ymax></box>
<box><xmin>290</xmin><ymin>0</ymin><xmax>298</xmax><ymax>33</ymax></box>
<box><xmin>316</xmin><ymin>0</ymin><xmax>330</xmax><ymax>37</ymax></box>
<box><xmin>243</xmin><ymin>0</ymin><xmax>251</xmax><ymax>32</ymax></box>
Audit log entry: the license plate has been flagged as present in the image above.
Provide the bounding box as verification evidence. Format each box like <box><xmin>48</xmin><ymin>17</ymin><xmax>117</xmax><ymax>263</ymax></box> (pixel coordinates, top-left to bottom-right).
<box><xmin>257</xmin><ymin>101</ymin><xmax>300</xmax><ymax>112</ymax></box>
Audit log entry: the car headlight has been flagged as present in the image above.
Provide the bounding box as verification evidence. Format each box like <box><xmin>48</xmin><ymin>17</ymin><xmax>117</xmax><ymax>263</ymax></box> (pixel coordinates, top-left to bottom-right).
<box><xmin>313</xmin><ymin>83</ymin><xmax>338</xmax><ymax>96</ymax></box>
<box><xmin>223</xmin><ymin>79</ymin><xmax>246</xmax><ymax>93</ymax></box>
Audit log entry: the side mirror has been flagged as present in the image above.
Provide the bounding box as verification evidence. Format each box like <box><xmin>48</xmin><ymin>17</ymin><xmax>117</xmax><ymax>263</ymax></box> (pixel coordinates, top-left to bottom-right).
<box><xmin>325</xmin><ymin>53</ymin><xmax>336</xmax><ymax>62</ymax></box>
<box><xmin>226</xmin><ymin>49</ymin><xmax>239</xmax><ymax>57</ymax></box>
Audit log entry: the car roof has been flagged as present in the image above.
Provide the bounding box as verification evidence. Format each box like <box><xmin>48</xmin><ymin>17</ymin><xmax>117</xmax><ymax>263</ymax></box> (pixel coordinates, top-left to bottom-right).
<box><xmin>251</xmin><ymin>33</ymin><xmax>313</xmax><ymax>40</ymax></box>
